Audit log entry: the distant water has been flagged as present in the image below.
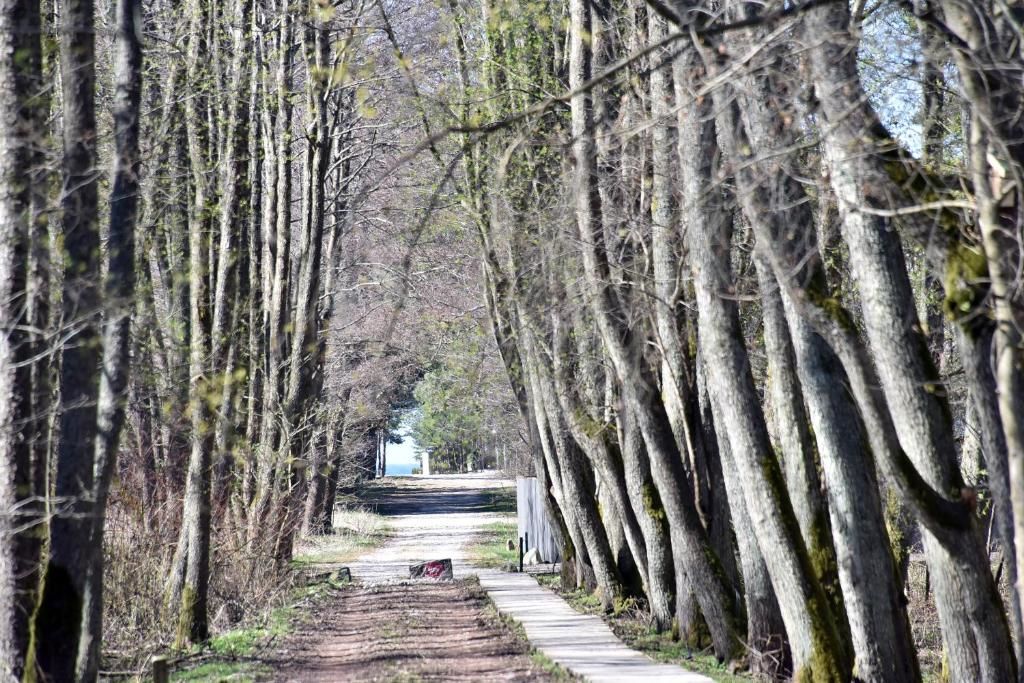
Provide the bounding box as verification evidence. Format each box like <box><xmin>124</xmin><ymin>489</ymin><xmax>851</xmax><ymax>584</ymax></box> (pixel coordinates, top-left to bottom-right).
<box><xmin>386</xmin><ymin>462</ymin><xmax>417</xmax><ymax>476</ymax></box>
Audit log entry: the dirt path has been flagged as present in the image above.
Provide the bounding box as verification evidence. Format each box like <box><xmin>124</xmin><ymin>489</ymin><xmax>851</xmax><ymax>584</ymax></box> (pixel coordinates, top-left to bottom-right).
<box><xmin>345</xmin><ymin>474</ymin><xmax>512</xmax><ymax>584</ymax></box>
<box><xmin>269</xmin><ymin>474</ymin><xmax>554</xmax><ymax>682</ymax></box>
<box><xmin>269</xmin><ymin>581</ymin><xmax>553</xmax><ymax>681</ymax></box>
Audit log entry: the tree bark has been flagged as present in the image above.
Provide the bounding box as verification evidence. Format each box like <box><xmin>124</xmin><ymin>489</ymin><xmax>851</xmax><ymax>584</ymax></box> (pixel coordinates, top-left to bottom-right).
<box><xmin>250</xmin><ymin>0</ymin><xmax>293</xmax><ymax>548</ymax></box>
<box><xmin>0</xmin><ymin>0</ymin><xmax>46</xmax><ymax>674</ymax></box>
<box><xmin>569</xmin><ymin>0</ymin><xmax>742</xmax><ymax>658</ymax></box>
<box><xmin>168</xmin><ymin>0</ymin><xmax>215</xmax><ymax>646</ymax></box>
<box><xmin>33</xmin><ymin>0</ymin><xmax>102</xmax><ymax>677</ymax></box>
<box><xmin>670</xmin><ymin>28</ymin><xmax>848</xmax><ymax>671</ymax></box>
<box><xmin>75</xmin><ymin>0</ymin><xmax>143</xmax><ymax>675</ymax></box>
<box><xmin>701</xmin><ymin>364</ymin><xmax>788</xmax><ymax>675</ymax></box>
<box><xmin>936</xmin><ymin>3</ymin><xmax>1024</xmax><ymax>669</ymax></box>
<box><xmin>805</xmin><ymin>5</ymin><xmax>1015</xmax><ymax>678</ymax></box>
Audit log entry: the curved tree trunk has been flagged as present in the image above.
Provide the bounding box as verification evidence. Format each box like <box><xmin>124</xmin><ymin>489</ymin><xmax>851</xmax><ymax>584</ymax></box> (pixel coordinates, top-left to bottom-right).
<box><xmin>805</xmin><ymin>5</ymin><xmax>1015</xmax><ymax>679</ymax></box>
<box><xmin>568</xmin><ymin>0</ymin><xmax>743</xmax><ymax>659</ymax></box>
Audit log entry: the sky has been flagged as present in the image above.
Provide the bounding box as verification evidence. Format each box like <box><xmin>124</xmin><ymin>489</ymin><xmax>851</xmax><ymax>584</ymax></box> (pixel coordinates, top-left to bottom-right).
<box><xmin>386</xmin><ymin>409</ymin><xmax>421</xmax><ymax>467</ymax></box>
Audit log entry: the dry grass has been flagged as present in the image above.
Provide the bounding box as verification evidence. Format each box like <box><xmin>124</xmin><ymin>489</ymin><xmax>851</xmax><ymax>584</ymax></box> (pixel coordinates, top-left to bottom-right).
<box><xmin>905</xmin><ymin>559</ymin><xmax>943</xmax><ymax>680</ymax></box>
<box><xmin>292</xmin><ymin>508</ymin><xmax>389</xmax><ymax>567</ymax></box>
<box><xmin>101</xmin><ymin>500</ymin><xmax>387</xmax><ymax>678</ymax></box>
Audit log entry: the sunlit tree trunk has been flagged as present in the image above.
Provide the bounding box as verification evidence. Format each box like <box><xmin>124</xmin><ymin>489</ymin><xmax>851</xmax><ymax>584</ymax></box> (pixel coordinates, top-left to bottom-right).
<box><xmin>569</xmin><ymin>0</ymin><xmax>742</xmax><ymax>659</ymax></box>
<box><xmin>168</xmin><ymin>0</ymin><xmax>215</xmax><ymax>646</ymax></box>
<box><xmin>806</xmin><ymin>5</ymin><xmax>1015</xmax><ymax>678</ymax></box>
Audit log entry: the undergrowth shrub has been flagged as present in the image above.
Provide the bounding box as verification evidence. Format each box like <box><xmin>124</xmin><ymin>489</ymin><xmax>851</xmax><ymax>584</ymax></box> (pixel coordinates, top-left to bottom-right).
<box><xmin>102</xmin><ymin>485</ymin><xmax>300</xmax><ymax>676</ymax></box>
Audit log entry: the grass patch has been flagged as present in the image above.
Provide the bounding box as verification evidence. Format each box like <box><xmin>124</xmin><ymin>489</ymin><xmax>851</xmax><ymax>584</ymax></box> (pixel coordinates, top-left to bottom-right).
<box><xmin>613</xmin><ymin>626</ymin><xmax>749</xmax><ymax>683</ymax></box>
<box><xmin>483</xmin><ymin>486</ymin><xmax>516</xmax><ymax>513</ymax></box>
<box><xmin>293</xmin><ymin>508</ymin><xmax>389</xmax><ymax>567</ymax></box>
<box><xmin>530</xmin><ymin>651</ymin><xmax>580</xmax><ymax>681</ymax></box>
<box><xmin>467</xmin><ymin>520</ymin><xmax>519</xmax><ymax>569</ymax></box>
<box><xmin>206</xmin><ymin>604</ymin><xmax>292</xmax><ymax>658</ymax></box>
<box><xmin>170</xmin><ymin>578</ymin><xmax>344</xmax><ymax>681</ymax></box>
<box><xmin>535</xmin><ymin>575</ymin><xmax>603</xmax><ymax>613</ymax></box>
<box><xmin>171</xmin><ymin>661</ymin><xmax>270</xmax><ymax>682</ymax></box>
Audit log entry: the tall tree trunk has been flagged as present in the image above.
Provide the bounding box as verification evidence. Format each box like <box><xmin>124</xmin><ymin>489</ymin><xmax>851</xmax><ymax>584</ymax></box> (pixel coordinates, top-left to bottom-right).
<box><xmin>614</xmin><ymin>398</ymin><xmax>677</xmax><ymax>631</ymax></box>
<box><xmin>32</xmin><ymin>0</ymin><xmax>102</xmax><ymax>677</ymax></box>
<box><xmin>551</xmin><ymin>306</ymin><xmax>651</xmax><ymax>600</ymax></box>
<box><xmin>569</xmin><ymin>0</ymin><xmax>742</xmax><ymax>659</ymax></box>
<box><xmin>169</xmin><ymin>0</ymin><xmax>215</xmax><ymax>646</ymax></box>
<box><xmin>0</xmin><ymin>0</ymin><xmax>46</xmax><ymax>675</ymax></box>
<box><xmin>686</xmin><ymin>193</ymin><xmax>844</xmax><ymax>676</ymax></box>
<box><xmin>210</xmin><ymin>0</ymin><xmax>253</xmax><ymax>499</ymax></box>
<box><xmin>525</xmin><ymin>323</ymin><xmax>623</xmax><ymax>608</ymax></box>
<box><xmin>648</xmin><ymin>11</ymin><xmax>701</xmax><ymax>485</ymax></box>
<box><xmin>676</xmin><ymin>45</ymin><xmax>846</xmax><ymax>672</ymax></box>
<box><xmin>251</xmin><ymin>0</ymin><xmax>293</xmax><ymax>548</ymax></box>
<box><xmin>937</xmin><ymin>3</ymin><xmax>1024</xmax><ymax>669</ymax></box>
<box><xmin>74</xmin><ymin>0</ymin><xmax>142</xmax><ymax>675</ymax></box>
<box><xmin>701</xmin><ymin>368</ymin><xmax>788</xmax><ymax>675</ymax></box>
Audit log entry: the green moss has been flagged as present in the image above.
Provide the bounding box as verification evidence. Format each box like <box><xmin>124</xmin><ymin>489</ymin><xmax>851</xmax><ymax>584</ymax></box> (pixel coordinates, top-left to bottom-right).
<box><xmin>883</xmin><ymin>489</ymin><xmax>911</xmax><ymax>573</ymax></box>
<box><xmin>805</xmin><ymin>278</ymin><xmax>857</xmax><ymax>333</ymax></box>
<box><xmin>573</xmin><ymin>409</ymin><xmax>608</xmax><ymax>440</ymax></box>
<box><xmin>939</xmin><ymin>648</ymin><xmax>950</xmax><ymax>683</ymax></box>
<box><xmin>806</xmin><ymin>511</ymin><xmax>847</xmax><ymax>642</ymax></box>
<box><xmin>795</xmin><ymin>641</ymin><xmax>847</xmax><ymax>683</ymax></box>
<box><xmin>759</xmin><ymin>455</ymin><xmax>850</xmax><ymax>679</ymax></box>
<box><xmin>943</xmin><ymin>242</ymin><xmax>989</xmax><ymax>321</ymax></box>
<box><xmin>641</xmin><ymin>483</ymin><xmax>667</xmax><ymax>523</ymax></box>
<box><xmin>174</xmin><ymin>585</ymin><xmax>199</xmax><ymax>650</ymax></box>
<box><xmin>880</xmin><ymin>157</ymin><xmax>964</xmax><ymax>240</ymax></box>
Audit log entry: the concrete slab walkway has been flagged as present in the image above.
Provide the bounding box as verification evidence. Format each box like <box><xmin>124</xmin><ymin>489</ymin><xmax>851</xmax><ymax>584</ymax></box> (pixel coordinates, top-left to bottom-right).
<box><xmin>477</xmin><ymin>569</ymin><xmax>712</xmax><ymax>682</ymax></box>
